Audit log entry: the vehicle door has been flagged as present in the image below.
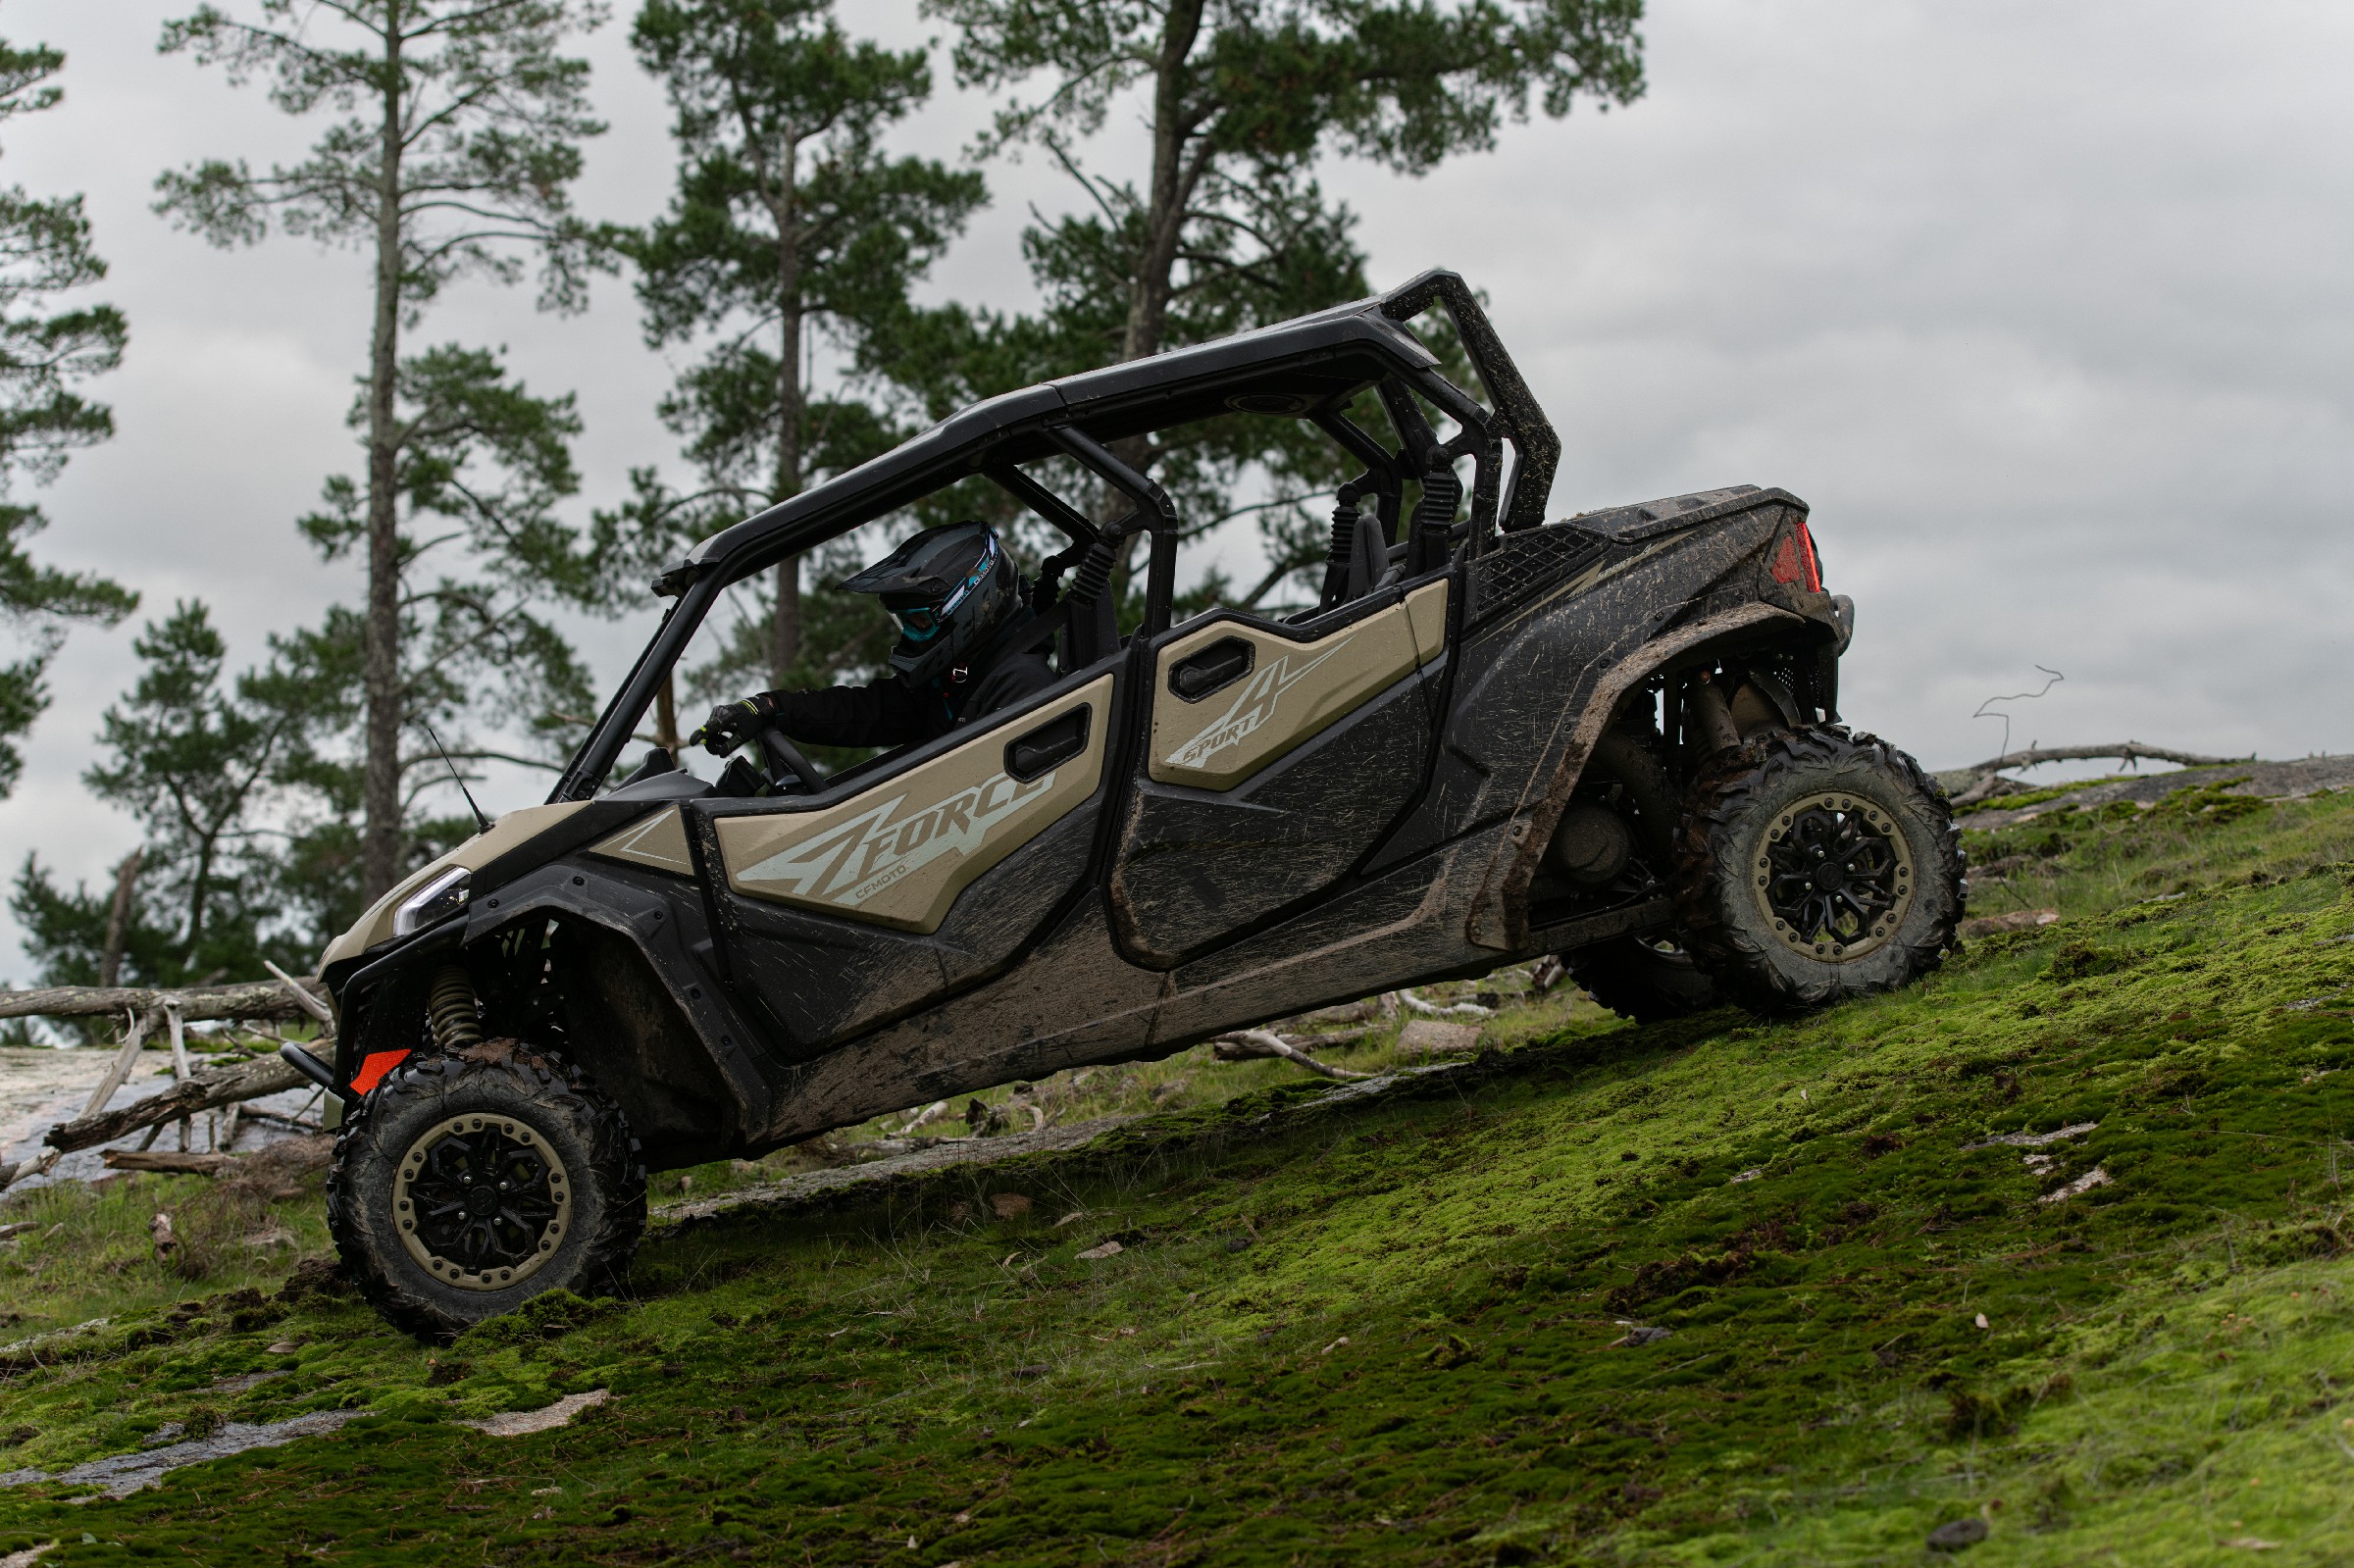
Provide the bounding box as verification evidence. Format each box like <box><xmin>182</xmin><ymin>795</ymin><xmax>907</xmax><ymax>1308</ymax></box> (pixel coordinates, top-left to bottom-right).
<box><xmin>1108</xmin><ymin>579</ymin><xmax>1451</xmax><ymax>967</ymax></box>
<box><xmin>689</xmin><ymin>672</ymin><xmax>1117</xmax><ymax>1057</ymax></box>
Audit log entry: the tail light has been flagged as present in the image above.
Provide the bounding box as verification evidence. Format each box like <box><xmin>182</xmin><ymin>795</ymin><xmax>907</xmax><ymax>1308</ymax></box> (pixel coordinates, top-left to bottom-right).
<box><xmin>1769</xmin><ymin>521</ymin><xmax>1823</xmax><ymax>593</ymax></box>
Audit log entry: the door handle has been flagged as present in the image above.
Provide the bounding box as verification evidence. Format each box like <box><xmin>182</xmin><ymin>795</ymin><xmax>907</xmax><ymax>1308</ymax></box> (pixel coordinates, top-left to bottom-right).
<box><xmin>1168</xmin><ymin>635</ymin><xmax>1253</xmax><ymax>701</ymax></box>
<box><xmin>1004</xmin><ymin>707</ymin><xmax>1091</xmax><ymax>782</ymax></box>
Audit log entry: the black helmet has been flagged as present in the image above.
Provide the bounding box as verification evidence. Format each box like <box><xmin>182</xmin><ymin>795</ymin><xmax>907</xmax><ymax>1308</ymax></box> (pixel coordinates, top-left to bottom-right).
<box><xmin>839</xmin><ymin>521</ymin><xmax>1020</xmax><ymax>685</ymax></box>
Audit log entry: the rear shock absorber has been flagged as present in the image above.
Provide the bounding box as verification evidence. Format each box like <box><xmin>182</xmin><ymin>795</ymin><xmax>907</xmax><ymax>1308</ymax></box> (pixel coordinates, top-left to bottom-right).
<box><xmin>425</xmin><ymin>964</ymin><xmax>485</xmax><ymax>1053</ymax></box>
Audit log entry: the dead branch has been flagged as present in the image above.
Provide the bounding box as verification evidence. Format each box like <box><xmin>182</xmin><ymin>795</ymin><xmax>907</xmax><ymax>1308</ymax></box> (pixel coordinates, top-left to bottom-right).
<box><xmin>1210</xmin><ymin>1030</ymin><xmax>1371</xmax><ymax>1080</ymax></box>
<box><xmin>0</xmin><ymin>1148</ymin><xmax>59</xmax><ymax>1192</ymax></box>
<box><xmin>262</xmin><ymin>961</ymin><xmax>337</xmax><ymax>1033</ymax></box>
<box><xmin>0</xmin><ymin>978</ymin><xmax>330</xmax><ymax>1026</ymax></box>
<box><xmin>109</xmin><ymin>1148</ymin><xmax>240</xmax><ymax>1177</ymax></box>
<box><xmin>45</xmin><ymin>1046</ymin><xmax>327</xmax><ymax>1154</ymax></box>
<box><xmin>1399</xmin><ymin>987</ymin><xmax>1494</xmax><ymax>1020</ymax></box>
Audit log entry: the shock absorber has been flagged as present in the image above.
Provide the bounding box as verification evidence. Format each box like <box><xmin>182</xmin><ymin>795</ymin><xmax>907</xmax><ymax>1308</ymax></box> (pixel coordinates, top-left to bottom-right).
<box><xmin>425</xmin><ymin>964</ymin><xmax>485</xmax><ymax>1053</ymax></box>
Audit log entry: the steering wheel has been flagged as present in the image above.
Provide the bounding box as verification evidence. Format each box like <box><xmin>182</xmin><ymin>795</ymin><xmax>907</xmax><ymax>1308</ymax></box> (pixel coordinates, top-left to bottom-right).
<box><xmin>755</xmin><ymin>727</ymin><xmax>821</xmax><ymax>795</ymax></box>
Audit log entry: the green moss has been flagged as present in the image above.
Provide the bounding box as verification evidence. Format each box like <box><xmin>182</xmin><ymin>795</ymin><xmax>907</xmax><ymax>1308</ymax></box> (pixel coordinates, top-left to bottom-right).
<box><xmin>2</xmin><ymin>797</ymin><xmax>2352</xmax><ymax>1562</ymax></box>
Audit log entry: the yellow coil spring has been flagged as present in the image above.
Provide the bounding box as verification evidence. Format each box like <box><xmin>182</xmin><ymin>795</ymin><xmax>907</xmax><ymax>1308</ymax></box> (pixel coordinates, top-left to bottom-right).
<box><xmin>425</xmin><ymin>965</ymin><xmax>484</xmax><ymax>1053</ymax></box>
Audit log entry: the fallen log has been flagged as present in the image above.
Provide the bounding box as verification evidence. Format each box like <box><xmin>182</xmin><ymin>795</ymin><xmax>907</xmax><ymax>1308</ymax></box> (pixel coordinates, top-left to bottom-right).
<box><xmin>45</xmin><ymin>1046</ymin><xmax>328</xmax><ymax>1154</ymax></box>
<box><xmin>105</xmin><ymin>1134</ymin><xmax>333</xmax><ymax>1189</ymax></box>
<box><xmin>1958</xmin><ymin>741</ymin><xmax>2245</xmax><ymax>776</ymax></box>
<box><xmin>1947</xmin><ymin>743</ymin><xmax>2250</xmax><ymax>807</ymax></box>
<box><xmin>0</xmin><ymin>977</ymin><xmax>331</xmax><ymax>1026</ymax></box>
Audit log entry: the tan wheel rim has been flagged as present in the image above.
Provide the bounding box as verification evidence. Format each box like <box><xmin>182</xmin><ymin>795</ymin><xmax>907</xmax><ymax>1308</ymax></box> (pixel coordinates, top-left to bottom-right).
<box><xmin>1749</xmin><ymin>790</ymin><xmax>1916</xmax><ymax>961</ymax></box>
<box><xmin>394</xmin><ymin>1112</ymin><xmax>573</xmax><ymax>1292</ymax></box>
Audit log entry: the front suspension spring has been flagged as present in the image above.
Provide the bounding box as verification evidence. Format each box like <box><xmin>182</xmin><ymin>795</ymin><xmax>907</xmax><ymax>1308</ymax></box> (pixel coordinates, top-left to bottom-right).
<box><xmin>425</xmin><ymin>964</ymin><xmax>485</xmax><ymax>1053</ymax></box>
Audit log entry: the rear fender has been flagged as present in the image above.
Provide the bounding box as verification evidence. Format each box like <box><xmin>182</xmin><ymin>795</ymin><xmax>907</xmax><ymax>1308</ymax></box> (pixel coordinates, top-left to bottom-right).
<box><xmin>1465</xmin><ymin>603</ymin><xmax>1817</xmax><ymax>952</ymax></box>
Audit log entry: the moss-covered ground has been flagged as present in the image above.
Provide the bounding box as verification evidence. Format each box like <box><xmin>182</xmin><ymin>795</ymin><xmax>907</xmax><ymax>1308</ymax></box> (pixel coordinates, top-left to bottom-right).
<box><xmin>3</xmin><ymin>790</ymin><xmax>2353</xmax><ymax>1564</ymax></box>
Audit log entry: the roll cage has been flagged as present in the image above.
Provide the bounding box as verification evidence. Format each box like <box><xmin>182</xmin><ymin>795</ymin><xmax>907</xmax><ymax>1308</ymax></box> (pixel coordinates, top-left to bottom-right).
<box><xmin>549</xmin><ymin>270</ymin><xmax>1561</xmax><ymax>804</ymax></box>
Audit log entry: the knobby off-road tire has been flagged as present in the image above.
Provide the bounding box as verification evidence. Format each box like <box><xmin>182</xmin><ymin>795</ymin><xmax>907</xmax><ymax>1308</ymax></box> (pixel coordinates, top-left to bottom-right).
<box><xmin>325</xmin><ymin>1042</ymin><xmax>646</xmax><ymax>1340</ymax></box>
<box><xmin>1562</xmin><ymin>935</ymin><xmax>1719</xmax><ymax>1024</ymax></box>
<box><xmin>1673</xmin><ymin>727</ymin><xmax>1964</xmax><ymax>1014</ymax></box>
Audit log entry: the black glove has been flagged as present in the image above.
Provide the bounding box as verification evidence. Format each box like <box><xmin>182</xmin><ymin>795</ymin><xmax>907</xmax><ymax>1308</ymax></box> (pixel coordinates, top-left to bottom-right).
<box><xmin>691</xmin><ymin>697</ymin><xmax>769</xmax><ymax>756</ymax></box>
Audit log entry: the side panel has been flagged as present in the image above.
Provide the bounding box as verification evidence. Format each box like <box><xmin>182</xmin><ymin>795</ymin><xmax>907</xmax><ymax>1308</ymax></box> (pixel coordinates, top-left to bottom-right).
<box><xmin>1111</xmin><ymin>673</ymin><xmax>1433</xmax><ymax>966</ymax></box>
<box><xmin>714</xmin><ymin>676</ymin><xmax>1111</xmax><ymax>934</ymax></box>
<box><xmin>714</xmin><ymin>808</ymin><xmax>1099</xmax><ymax>1054</ymax></box>
<box><xmin>746</xmin><ymin>894</ymin><xmax>1167</xmax><ymax>1146</ymax></box>
<box><xmin>1147</xmin><ymin>582</ymin><xmax>1443</xmax><ymax>789</ymax></box>
<box><xmin>1112</xmin><ymin>583</ymin><xmax>1448</xmax><ymax>966</ymax></box>
<box><xmin>701</xmin><ymin>675</ymin><xmax>1117</xmax><ymax>1058</ymax></box>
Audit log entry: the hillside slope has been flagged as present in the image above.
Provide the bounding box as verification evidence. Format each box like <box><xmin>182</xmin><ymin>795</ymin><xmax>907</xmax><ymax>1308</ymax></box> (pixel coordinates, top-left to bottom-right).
<box><xmin>2</xmin><ymin>787</ymin><xmax>2352</xmax><ymax>1565</ymax></box>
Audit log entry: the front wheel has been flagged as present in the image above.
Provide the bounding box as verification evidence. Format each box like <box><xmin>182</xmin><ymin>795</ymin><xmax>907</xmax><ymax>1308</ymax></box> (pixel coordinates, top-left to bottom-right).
<box><xmin>1672</xmin><ymin>728</ymin><xmax>1963</xmax><ymax>1013</ymax></box>
<box><xmin>325</xmin><ymin>1041</ymin><xmax>646</xmax><ymax>1340</ymax></box>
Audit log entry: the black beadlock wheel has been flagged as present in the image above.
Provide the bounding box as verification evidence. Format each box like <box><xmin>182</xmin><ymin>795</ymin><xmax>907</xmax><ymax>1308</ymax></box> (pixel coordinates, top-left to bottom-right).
<box><xmin>1561</xmin><ymin>935</ymin><xmax>1719</xmax><ymax>1024</ymax></box>
<box><xmin>1672</xmin><ymin>727</ymin><xmax>1964</xmax><ymax>1013</ymax></box>
<box><xmin>325</xmin><ymin>1042</ymin><xmax>645</xmax><ymax>1340</ymax></box>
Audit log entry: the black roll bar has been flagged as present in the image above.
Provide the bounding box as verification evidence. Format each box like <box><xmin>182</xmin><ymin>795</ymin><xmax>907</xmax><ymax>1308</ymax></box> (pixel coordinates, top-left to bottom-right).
<box><xmin>1379</xmin><ymin>269</ymin><xmax>1560</xmax><ymax>531</ymax></box>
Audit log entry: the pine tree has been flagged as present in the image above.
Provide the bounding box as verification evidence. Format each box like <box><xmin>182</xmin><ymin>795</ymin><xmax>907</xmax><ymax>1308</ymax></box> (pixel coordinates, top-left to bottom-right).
<box><xmin>623</xmin><ymin>0</ymin><xmax>985</xmax><ymax>691</ymax></box>
<box><xmin>0</xmin><ymin>32</ymin><xmax>135</xmax><ymax>796</ymax></box>
<box><xmin>907</xmin><ymin>0</ymin><xmax>1645</xmax><ymax>604</ymax></box>
<box><xmin>13</xmin><ymin>602</ymin><xmax>348</xmax><ymax>986</ymax></box>
<box><xmin>157</xmin><ymin>0</ymin><xmax>612</xmax><ymax>899</ymax></box>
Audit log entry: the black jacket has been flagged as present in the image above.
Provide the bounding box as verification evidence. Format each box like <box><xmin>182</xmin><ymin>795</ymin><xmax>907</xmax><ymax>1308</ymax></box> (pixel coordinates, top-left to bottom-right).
<box><xmin>760</xmin><ymin>618</ymin><xmax>1058</xmax><ymax>751</ymax></box>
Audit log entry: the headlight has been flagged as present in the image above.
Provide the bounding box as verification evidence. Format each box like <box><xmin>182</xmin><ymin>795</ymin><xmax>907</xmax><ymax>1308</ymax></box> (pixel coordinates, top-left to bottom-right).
<box><xmin>393</xmin><ymin>867</ymin><xmax>471</xmax><ymax>936</ymax></box>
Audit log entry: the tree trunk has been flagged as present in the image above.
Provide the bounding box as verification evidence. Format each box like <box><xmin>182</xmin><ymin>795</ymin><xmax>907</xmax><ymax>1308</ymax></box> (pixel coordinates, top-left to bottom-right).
<box><xmin>1121</xmin><ymin>0</ymin><xmax>1206</xmax><ymax>368</ymax></box>
<box><xmin>1102</xmin><ymin>0</ymin><xmax>1206</xmax><ymax>589</ymax></box>
<box><xmin>99</xmin><ymin>849</ymin><xmax>141</xmax><ymax>987</ymax></box>
<box><xmin>769</xmin><ymin>150</ymin><xmax>805</xmax><ymax>689</ymax></box>
<box><xmin>360</xmin><ymin>20</ymin><xmax>408</xmax><ymax>901</ymax></box>
<box><xmin>182</xmin><ymin>835</ymin><xmax>216</xmax><ymax>967</ymax></box>
<box><xmin>654</xmin><ymin>670</ymin><xmax>680</xmax><ymax>752</ymax></box>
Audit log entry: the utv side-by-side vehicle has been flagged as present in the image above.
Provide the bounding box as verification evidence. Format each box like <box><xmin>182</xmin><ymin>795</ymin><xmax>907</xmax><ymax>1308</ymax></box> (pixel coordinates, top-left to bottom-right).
<box><xmin>294</xmin><ymin>270</ymin><xmax>1966</xmax><ymax>1335</ymax></box>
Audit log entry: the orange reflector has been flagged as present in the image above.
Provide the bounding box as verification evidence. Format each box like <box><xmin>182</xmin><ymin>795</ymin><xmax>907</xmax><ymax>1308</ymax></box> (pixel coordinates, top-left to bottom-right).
<box><xmin>351</xmin><ymin>1048</ymin><xmax>411</xmax><ymax>1096</ymax></box>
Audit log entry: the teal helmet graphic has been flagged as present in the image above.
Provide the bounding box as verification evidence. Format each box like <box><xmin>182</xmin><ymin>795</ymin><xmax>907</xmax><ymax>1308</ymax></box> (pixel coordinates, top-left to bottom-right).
<box><xmin>838</xmin><ymin>522</ymin><xmax>1020</xmax><ymax>685</ymax></box>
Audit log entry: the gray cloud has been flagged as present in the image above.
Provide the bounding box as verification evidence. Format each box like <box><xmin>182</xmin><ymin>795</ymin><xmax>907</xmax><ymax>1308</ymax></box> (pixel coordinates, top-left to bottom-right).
<box><xmin>0</xmin><ymin>0</ymin><xmax>2345</xmax><ymax>975</ymax></box>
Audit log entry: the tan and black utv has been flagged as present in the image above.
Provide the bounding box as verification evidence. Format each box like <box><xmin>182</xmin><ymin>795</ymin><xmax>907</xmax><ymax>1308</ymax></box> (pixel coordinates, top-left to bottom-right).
<box><xmin>291</xmin><ymin>271</ymin><xmax>1964</xmax><ymax>1335</ymax></box>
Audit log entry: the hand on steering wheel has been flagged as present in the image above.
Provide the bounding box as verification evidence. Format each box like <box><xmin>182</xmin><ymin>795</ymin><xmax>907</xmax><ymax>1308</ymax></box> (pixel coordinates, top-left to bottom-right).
<box><xmin>755</xmin><ymin>727</ymin><xmax>822</xmax><ymax>794</ymax></box>
<box><xmin>691</xmin><ymin>698</ymin><xmax>765</xmax><ymax>756</ymax></box>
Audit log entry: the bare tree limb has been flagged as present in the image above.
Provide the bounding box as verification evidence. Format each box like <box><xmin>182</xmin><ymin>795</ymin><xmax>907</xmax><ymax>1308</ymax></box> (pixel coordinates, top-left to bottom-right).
<box><xmin>262</xmin><ymin>960</ymin><xmax>337</xmax><ymax>1033</ymax></box>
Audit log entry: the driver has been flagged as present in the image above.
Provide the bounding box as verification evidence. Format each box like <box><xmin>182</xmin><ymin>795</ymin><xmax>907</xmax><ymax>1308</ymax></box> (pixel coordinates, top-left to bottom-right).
<box><xmin>691</xmin><ymin>521</ymin><xmax>1056</xmax><ymax>761</ymax></box>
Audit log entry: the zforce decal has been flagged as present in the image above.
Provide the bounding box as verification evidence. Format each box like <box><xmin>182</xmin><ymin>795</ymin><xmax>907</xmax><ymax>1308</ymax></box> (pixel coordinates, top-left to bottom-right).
<box><xmin>714</xmin><ymin>676</ymin><xmax>1113</xmax><ymax>934</ymax></box>
<box><xmin>738</xmin><ymin>771</ymin><xmax>1054</xmax><ymax>908</ymax></box>
<box><xmin>1147</xmin><ymin>581</ymin><xmax>1448</xmax><ymax>792</ymax></box>
<box><xmin>1166</xmin><ymin>638</ymin><xmax>1353</xmax><ymax>771</ymax></box>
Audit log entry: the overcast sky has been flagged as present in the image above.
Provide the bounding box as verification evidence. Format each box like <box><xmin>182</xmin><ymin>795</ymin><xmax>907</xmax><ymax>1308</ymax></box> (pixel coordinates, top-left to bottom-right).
<box><xmin>0</xmin><ymin>0</ymin><xmax>2348</xmax><ymax>978</ymax></box>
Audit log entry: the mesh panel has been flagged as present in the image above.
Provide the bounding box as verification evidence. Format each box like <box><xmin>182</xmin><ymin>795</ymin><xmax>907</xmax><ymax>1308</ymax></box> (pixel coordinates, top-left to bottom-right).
<box><xmin>1467</xmin><ymin>526</ymin><xmax>1608</xmax><ymax>628</ymax></box>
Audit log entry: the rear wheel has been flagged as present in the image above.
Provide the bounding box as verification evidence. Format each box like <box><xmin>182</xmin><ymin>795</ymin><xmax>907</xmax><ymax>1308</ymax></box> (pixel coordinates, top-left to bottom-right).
<box><xmin>1673</xmin><ymin>728</ymin><xmax>1963</xmax><ymax>1012</ymax></box>
<box><xmin>325</xmin><ymin>1041</ymin><xmax>645</xmax><ymax>1340</ymax></box>
<box><xmin>1562</xmin><ymin>935</ymin><xmax>1718</xmax><ymax>1023</ymax></box>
